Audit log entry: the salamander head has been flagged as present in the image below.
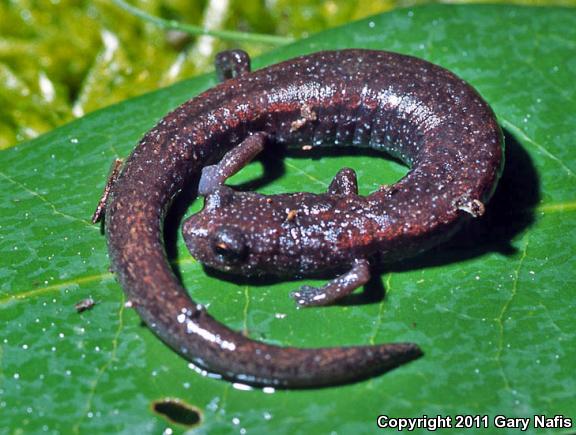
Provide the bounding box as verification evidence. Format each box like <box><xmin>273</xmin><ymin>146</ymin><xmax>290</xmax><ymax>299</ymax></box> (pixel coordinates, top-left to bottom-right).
<box><xmin>183</xmin><ymin>186</ymin><xmax>299</xmax><ymax>276</ymax></box>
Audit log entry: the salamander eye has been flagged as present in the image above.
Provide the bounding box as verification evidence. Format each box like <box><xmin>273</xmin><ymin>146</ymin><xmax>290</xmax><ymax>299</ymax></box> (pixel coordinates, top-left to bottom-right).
<box><xmin>211</xmin><ymin>226</ymin><xmax>247</xmax><ymax>263</ymax></box>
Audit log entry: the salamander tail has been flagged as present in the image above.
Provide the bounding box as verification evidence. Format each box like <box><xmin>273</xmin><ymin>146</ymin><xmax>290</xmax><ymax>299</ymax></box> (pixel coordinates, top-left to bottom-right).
<box><xmin>271</xmin><ymin>342</ymin><xmax>423</xmax><ymax>388</ymax></box>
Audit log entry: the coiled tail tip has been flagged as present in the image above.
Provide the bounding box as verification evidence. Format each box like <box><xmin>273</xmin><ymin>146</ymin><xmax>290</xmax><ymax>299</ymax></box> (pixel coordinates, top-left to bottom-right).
<box><xmin>279</xmin><ymin>342</ymin><xmax>424</xmax><ymax>388</ymax></box>
<box><xmin>371</xmin><ymin>342</ymin><xmax>424</xmax><ymax>372</ymax></box>
<box><xmin>345</xmin><ymin>341</ymin><xmax>424</xmax><ymax>384</ymax></box>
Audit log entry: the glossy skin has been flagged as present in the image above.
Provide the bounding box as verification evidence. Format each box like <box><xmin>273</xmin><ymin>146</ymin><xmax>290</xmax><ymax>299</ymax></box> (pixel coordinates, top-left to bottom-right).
<box><xmin>100</xmin><ymin>49</ymin><xmax>503</xmax><ymax>388</ymax></box>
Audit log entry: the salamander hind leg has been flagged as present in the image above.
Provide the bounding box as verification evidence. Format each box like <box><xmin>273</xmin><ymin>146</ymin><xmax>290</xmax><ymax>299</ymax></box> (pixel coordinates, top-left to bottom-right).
<box><xmin>91</xmin><ymin>158</ymin><xmax>123</xmax><ymax>224</ymax></box>
<box><xmin>328</xmin><ymin>167</ymin><xmax>358</xmax><ymax>196</ymax></box>
<box><xmin>215</xmin><ymin>49</ymin><xmax>251</xmax><ymax>82</ymax></box>
<box><xmin>290</xmin><ymin>259</ymin><xmax>370</xmax><ymax>308</ymax></box>
<box><xmin>198</xmin><ymin>132</ymin><xmax>268</xmax><ymax>195</ymax></box>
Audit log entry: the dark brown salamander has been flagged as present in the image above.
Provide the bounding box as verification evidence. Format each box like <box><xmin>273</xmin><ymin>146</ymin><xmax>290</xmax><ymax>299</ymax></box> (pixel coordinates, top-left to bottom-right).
<box><xmin>95</xmin><ymin>49</ymin><xmax>503</xmax><ymax>388</ymax></box>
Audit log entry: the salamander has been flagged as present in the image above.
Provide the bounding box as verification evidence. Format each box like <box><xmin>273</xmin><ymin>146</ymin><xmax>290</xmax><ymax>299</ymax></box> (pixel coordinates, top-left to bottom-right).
<box><xmin>94</xmin><ymin>49</ymin><xmax>503</xmax><ymax>388</ymax></box>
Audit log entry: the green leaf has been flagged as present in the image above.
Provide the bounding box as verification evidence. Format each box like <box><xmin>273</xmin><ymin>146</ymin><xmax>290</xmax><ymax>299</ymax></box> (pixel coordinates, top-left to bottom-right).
<box><xmin>1</xmin><ymin>4</ymin><xmax>575</xmax><ymax>433</ymax></box>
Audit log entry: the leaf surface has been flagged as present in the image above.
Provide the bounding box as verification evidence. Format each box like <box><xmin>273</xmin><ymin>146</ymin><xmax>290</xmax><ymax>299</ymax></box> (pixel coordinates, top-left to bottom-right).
<box><xmin>1</xmin><ymin>5</ymin><xmax>575</xmax><ymax>434</ymax></box>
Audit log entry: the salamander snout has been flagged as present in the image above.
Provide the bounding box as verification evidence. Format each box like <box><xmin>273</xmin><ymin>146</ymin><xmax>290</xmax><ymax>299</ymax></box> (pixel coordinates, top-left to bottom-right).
<box><xmin>183</xmin><ymin>210</ymin><xmax>251</xmax><ymax>273</ymax></box>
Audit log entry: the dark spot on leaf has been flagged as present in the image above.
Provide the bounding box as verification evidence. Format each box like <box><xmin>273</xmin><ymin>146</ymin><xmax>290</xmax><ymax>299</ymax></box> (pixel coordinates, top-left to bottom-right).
<box><xmin>152</xmin><ymin>398</ymin><xmax>202</xmax><ymax>427</ymax></box>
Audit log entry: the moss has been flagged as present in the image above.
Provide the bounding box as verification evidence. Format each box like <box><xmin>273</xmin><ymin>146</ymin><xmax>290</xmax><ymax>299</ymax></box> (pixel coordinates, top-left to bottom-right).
<box><xmin>0</xmin><ymin>0</ymin><xmax>572</xmax><ymax>149</ymax></box>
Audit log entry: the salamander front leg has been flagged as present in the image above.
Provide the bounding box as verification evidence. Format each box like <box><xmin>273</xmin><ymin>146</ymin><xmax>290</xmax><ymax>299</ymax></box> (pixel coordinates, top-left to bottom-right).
<box><xmin>290</xmin><ymin>259</ymin><xmax>370</xmax><ymax>308</ymax></box>
<box><xmin>198</xmin><ymin>132</ymin><xmax>268</xmax><ymax>195</ymax></box>
<box><xmin>215</xmin><ymin>49</ymin><xmax>251</xmax><ymax>82</ymax></box>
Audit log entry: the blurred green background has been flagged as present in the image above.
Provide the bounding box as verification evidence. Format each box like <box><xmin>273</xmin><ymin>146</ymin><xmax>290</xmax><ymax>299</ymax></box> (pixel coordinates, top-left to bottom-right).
<box><xmin>1</xmin><ymin>0</ymin><xmax>574</xmax><ymax>149</ymax></box>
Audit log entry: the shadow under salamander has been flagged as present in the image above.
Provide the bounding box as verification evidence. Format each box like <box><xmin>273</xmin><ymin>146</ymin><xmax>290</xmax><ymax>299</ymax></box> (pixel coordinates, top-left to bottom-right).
<box><xmin>164</xmin><ymin>128</ymin><xmax>540</xmax><ymax>306</ymax></box>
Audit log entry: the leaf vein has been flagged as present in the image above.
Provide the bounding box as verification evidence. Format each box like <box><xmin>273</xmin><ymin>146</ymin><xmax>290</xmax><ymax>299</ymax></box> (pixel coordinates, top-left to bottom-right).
<box><xmin>494</xmin><ymin>235</ymin><xmax>530</xmax><ymax>391</ymax></box>
<box><xmin>369</xmin><ymin>273</ymin><xmax>391</xmax><ymax>345</ymax></box>
<box><xmin>501</xmin><ymin>118</ymin><xmax>575</xmax><ymax>178</ymax></box>
<box><xmin>0</xmin><ymin>273</ymin><xmax>114</xmax><ymax>307</ymax></box>
<box><xmin>284</xmin><ymin>160</ymin><xmax>328</xmax><ymax>188</ymax></box>
<box><xmin>72</xmin><ymin>293</ymin><xmax>126</xmax><ymax>434</ymax></box>
<box><xmin>242</xmin><ymin>286</ymin><xmax>250</xmax><ymax>336</ymax></box>
<box><xmin>0</xmin><ymin>171</ymin><xmax>97</xmax><ymax>228</ymax></box>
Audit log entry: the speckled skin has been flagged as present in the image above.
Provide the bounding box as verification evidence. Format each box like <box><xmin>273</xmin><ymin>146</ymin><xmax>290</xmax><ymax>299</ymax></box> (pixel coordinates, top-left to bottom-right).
<box><xmin>103</xmin><ymin>49</ymin><xmax>503</xmax><ymax>388</ymax></box>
